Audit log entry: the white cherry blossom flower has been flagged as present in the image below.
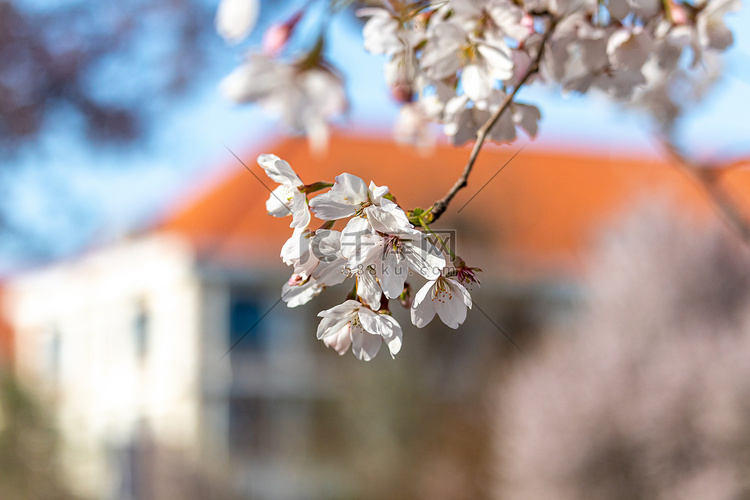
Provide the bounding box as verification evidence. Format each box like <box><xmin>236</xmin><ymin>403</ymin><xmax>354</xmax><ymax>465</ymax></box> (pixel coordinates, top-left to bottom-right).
<box><xmin>340</xmin><ymin>216</ymin><xmax>383</xmax><ymax>268</ymax></box>
<box><xmin>310</xmin><ymin>174</ymin><xmax>411</xmax><ymax>232</ymax></box>
<box><xmin>222</xmin><ymin>54</ymin><xmax>286</xmax><ymax>103</ymax></box>
<box><xmin>216</xmin><ymin>0</ymin><xmax>259</xmax><ymax>44</ymax></box>
<box><xmin>652</xmin><ymin>23</ymin><xmax>692</xmax><ymax>71</ymax></box>
<box><xmin>280</xmin><ymin>228</ymin><xmax>348</xmax><ymax>308</ymax></box>
<box><xmin>377</xmin><ymin>229</ymin><xmax>446</xmax><ymax>298</ymax></box>
<box><xmin>444</xmin><ymin>92</ymin><xmax>541</xmax><ymax>145</ymax></box>
<box><xmin>309</xmin><ymin>173</ymin><xmax>370</xmax><ymax>220</ymax></box>
<box><xmin>697</xmin><ymin>0</ymin><xmax>741</xmax><ymax>51</ymax></box>
<box><xmin>394</xmin><ymin>101</ymin><xmax>439</xmax><ymax>149</ymax></box>
<box><xmin>421</xmin><ymin>21</ymin><xmax>514</xmax><ymax>104</ymax></box>
<box><xmin>607</xmin><ymin>28</ymin><xmax>653</xmax><ymax>73</ymax></box>
<box><xmin>257</xmin><ymin>154</ymin><xmax>310</xmax><ymax>229</ymax></box>
<box><xmin>449</xmin><ymin>0</ymin><xmax>531</xmax><ymax>44</ymax></box>
<box><xmin>411</xmin><ymin>275</ymin><xmax>472</xmax><ymax>329</ymax></box>
<box><xmin>420</xmin><ymin>21</ymin><xmax>467</xmax><ymax>80</ymax></box>
<box><xmin>280</xmin><ymin>227</ymin><xmax>311</xmax><ymax>269</ymax></box>
<box><xmin>223</xmin><ymin>56</ymin><xmax>347</xmax><ymax>151</ymax></box>
<box><xmin>358</xmin><ymin>7</ymin><xmax>406</xmax><ymax>56</ymax></box>
<box><xmin>340</xmin><ymin>216</ymin><xmax>446</xmax><ymax>299</ymax></box>
<box><xmin>317</xmin><ymin>300</ymin><xmax>403</xmax><ymax>360</ymax></box>
<box><xmin>281</xmin><ymin>228</ymin><xmax>347</xmax><ymax>281</ymax></box>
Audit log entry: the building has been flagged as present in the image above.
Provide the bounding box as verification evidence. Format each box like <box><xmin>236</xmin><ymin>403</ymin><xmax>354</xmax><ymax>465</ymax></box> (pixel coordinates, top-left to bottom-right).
<box><xmin>2</xmin><ymin>133</ymin><xmax>748</xmax><ymax>499</ymax></box>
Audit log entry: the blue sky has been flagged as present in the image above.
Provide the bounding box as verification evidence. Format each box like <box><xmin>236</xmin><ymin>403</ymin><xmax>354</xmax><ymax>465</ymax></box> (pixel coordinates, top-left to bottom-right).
<box><xmin>2</xmin><ymin>1</ymin><xmax>748</xmax><ymax>271</ymax></box>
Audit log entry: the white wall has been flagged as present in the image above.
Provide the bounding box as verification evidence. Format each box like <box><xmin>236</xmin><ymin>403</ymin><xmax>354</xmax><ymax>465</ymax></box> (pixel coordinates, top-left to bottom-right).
<box><xmin>3</xmin><ymin>234</ymin><xmax>204</xmax><ymax>499</ymax></box>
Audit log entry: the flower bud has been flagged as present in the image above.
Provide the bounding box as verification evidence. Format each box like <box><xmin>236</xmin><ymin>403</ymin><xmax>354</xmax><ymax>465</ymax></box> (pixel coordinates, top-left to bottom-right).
<box><xmin>670</xmin><ymin>2</ymin><xmax>688</xmax><ymax>25</ymax></box>
<box><xmin>288</xmin><ymin>273</ymin><xmax>305</xmax><ymax>286</ymax></box>
<box><xmin>390</xmin><ymin>81</ymin><xmax>415</xmax><ymax>104</ymax></box>
<box><xmin>521</xmin><ymin>13</ymin><xmax>535</xmax><ymax>35</ymax></box>
<box><xmin>263</xmin><ymin>11</ymin><xmax>303</xmax><ymax>56</ymax></box>
<box><xmin>399</xmin><ymin>283</ymin><xmax>412</xmax><ymax>309</ymax></box>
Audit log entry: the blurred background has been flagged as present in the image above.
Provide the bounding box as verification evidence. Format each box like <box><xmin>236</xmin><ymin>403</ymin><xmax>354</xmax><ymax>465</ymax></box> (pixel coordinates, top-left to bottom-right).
<box><xmin>0</xmin><ymin>1</ymin><xmax>749</xmax><ymax>499</ymax></box>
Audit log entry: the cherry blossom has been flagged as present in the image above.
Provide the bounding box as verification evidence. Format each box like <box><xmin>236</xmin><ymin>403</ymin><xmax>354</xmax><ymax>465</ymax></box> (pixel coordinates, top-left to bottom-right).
<box><xmin>411</xmin><ymin>275</ymin><xmax>473</xmax><ymax>329</ymax></box>
<box><xmin>317</xmin><ymin>300</ymin><xmax>403</xmax><ymax>360</ymax></box>
<box><xmin>421</xmin><ymin>19</ymin><xmax>514</xmax><ymax>104</ymax></box>
<box><xmin>257</xmin><ymin>154</ymin><xmax>310</xmax><ymax>229</ymax></box>
<box><xmin>218</xmin><ymin>0</ymin><xmax>739</xmax><ymax>152</ymax></box>
<box><xmin>697</xmin><ymin>0</ymin><xmax>741</xmax><ymax>51</ymax></box>
<box><xmin>310</xmin><ymin>174</ymin><xmax>411</xmax><ymax>232</ymax></box>
<box><xmin>223</xmin><ymin>55</ymin><xmax>347</xmax><ymax>151</ymax></box>
<box><xmin>217</xmin><ymin>0</ymin><xmax>739</xmax><ymax>360</ymax></box>
<box><xmin>280</xmin><ymin>228</ymin><xmax>348</xmax><ymax>307</ymax></box>
<box><xmin>358</xmin><ymin>7</ymin><xmax>409</xmax><ymax>56</ymax></box>
<box><xmin>340</xmin><ymin>216</ymin><xmax>445</xmax><ymax>298</ymax></box>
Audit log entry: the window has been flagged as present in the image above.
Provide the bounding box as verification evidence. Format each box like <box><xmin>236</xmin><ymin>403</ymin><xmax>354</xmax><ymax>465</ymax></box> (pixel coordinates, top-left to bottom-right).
<box><xmin>133</xmin><ymin>301</ymin><xmax>149</xmax><ymax>361</ymax></box>
<box><xmin>228</xmin><ymin>292</ymin><xmax>265</xmax><ymax>353</ymax></box>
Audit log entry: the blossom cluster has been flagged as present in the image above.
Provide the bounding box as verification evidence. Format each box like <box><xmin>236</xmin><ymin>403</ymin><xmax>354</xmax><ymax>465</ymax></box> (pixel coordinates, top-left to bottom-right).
<box><xmin>216</xmin><ymin>0</ymin><xmax>739</xmax><ymax>147</ymax></box>
<box><xmin>258</xmin><ymin>154</ymin><xmax>480</xmax><ymax>360</ymax></box>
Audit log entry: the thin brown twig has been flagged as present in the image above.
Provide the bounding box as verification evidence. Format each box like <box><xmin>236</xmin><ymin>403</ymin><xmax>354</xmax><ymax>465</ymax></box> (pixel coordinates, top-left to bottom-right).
<box><xmin>428</xmin><ymin>18</ymin><xmax>557</xmax><ymax>224</ymax></box>
<box><xmin>661</xmin><ymin>137</ymin><xmax>750</xmax><ymax>245</ymax></box>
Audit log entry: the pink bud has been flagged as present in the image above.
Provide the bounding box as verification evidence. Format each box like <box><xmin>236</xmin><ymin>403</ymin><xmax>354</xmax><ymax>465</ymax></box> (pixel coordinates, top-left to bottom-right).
<box><xmin>263</xmin><ymin>11</ymin><xmax>303</xmax><ymax>56</ymax></box>
<box><xmin>670</xmin><ymin>2</ymin><xmax>688</xmax><ymax>25</ymax></box>
<box><xmin>288</xmin><ymin>273</ymin><xmax>304</xmax><ymax>286</ymax></box>
<box><xmin>521</xmin><ymin>13</ymin><xmax>534</xmax><ymax>36</ymax></box>
<box><xmin>390</xmin><ymin>81</ymin><xmax>414</xmax><ymax>104</ymax></box>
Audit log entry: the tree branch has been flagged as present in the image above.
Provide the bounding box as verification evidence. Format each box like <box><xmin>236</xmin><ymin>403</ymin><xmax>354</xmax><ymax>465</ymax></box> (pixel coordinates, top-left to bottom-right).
<box><xmin>661</xmin><ymin>138</ymin><xmax>750</xmax><ymax>245</ymax></box>
<box><xmin>427</xmin><ymin>20</ymin><xmax>557</xmax><ymax>224</ymax></box>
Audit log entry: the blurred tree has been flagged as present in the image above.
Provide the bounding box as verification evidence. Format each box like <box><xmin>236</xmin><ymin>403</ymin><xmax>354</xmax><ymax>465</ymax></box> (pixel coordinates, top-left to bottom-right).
<box><xmin>0</xmin><ymin>0</ymin><xmax>300</xmax><ymax>156</ymax></box>
<box><xmin>0</xmin><ymin>371</ymin><xmax>83</xmax><ymax>500</ymax></box>
<box><xmin>0</xmin><ymin>0</ymin><xmax>207</xmax><ymax>152</ymax></box>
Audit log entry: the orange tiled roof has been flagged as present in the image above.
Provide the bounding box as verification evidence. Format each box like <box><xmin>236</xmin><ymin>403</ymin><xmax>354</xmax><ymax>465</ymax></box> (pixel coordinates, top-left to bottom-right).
<box><xmin>158</xmin><ymin>133</ymin><xmax>750</xmax><ymax>277</ymax></box>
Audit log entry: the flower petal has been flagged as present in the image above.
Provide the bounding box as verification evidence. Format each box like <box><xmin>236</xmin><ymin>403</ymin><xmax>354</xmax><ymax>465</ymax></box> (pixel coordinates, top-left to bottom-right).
<box><xmin>266</xmin><ymin>185</ymin><xmax>293</xmax><ymax>218</ymax></box>
<box><xmin>357</xmin><ymin>267</ymin><xmax>383</xmax><ymax>310</ymax></box>
<box><xmin>280</xmin><ymin>228</ymin><xmax>310</xmax><ymax>266</ymax></box>
<box><xmin>478</xmin><ymin>43</ymin><xmax>514</xmax><ymax>81</ymax></box>
<box><xmin>332</xmin><ymin>173</ymin><xmax>370</xmax><ymax>204</ymax></box>
<box><xmin>462</xmin><ymin>64</ymin><xmax>493</xmax><ymax>103</ymax></box>
<box><xmin>378</xmin><ymin>252</ymin><xmax>409</xmax><ymax>299</ymax></box>
<box><xmin>435</xmin><ymin>280</ymin><xmax>471</xmax><ymax>329</ymax></box>
<box><xmin>403</xmin><ymin>237</ymin><xmax>445</xmax><ymax>280</ymax></box>
<box><xmin>513</xmin><ymin>103</ymin><xmax>542</xmax><ymax>139</ymax></box>
<box><xmin>359</xmin><ymin>309</ymin><xmax>403</xmax><ymax>358</ymax></box>
<box><xmin>257</xmin><ymin>154</ymin><xmax>303</xmax><ymax>186</ymax></box>
<box><xmin>322</xmin><ymin>323</ymin><xmax>352</xmax><ymax>355</ymax></box>
<box><xmin>290</xmin><ymin>191</ymin><xmax>311</xmax><ymax>228</ymax></box>
<box><xmin>317</xmin><ymin>300</ymin><xmax>360</xmax><ymax>319</ymax></box>
<box><xmin>410</xmin><ymin>281</ymin><xmax>437</xmax><ymax>328</ymax></box>
<box><xmin>351</xmin><ymin>324</ymin><xmax>382</xmax><ymax>361</ymax></box>
<box><xmin>341</xmin><ymin>217</ymin><xmax>381</xmax><ymax>267</ymax></box>
<box><xmin>282</xmin><ymin>280</ymin><xmax>322</xmax><ymax>308</ymax></box>
<box><xmin>309</xmin><ymin>193</ymin><xmax>358</xmax><ymax>220</ymax></box>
